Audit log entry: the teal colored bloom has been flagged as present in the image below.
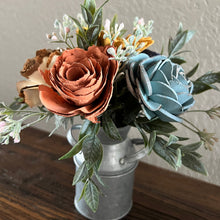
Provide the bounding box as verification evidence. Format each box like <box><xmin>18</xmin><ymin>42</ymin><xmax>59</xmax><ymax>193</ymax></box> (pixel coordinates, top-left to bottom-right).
<box><xmin>126</xmin><ymin>53</ymin><xmax>195</xmax><ymax>122</ymax></box>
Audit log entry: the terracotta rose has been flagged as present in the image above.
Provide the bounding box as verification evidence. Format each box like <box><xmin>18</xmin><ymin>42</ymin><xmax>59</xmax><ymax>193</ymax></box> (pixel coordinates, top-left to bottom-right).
<box><xmin>39</xmin><ymin>45</ymin><xmax>119</xmax><ymax>123</ymax></box>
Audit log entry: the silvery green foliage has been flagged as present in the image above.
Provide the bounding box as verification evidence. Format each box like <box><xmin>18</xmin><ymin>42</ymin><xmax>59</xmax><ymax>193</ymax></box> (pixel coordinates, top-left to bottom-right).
<box><xmin>49</xmin><ymin>115</ymin><xmax>74</xmax><ymax>136</ymax></box>
<box><xmin>126</xmin><ymin>54</ymin><xmax>195</xmax><ymax>122</ymax></box>
<box><xmin>69</xmin><ymin>0</ymin><xmax>109</xmax><ymax>50</ymax></box>
<box><xmin>0</xmin><ymin>101</ymin><xmax>51</xmax><ymax>145</ymax></box>
<box><xmin>47</xmin><ymin>14</ymin><xmax>76</xmax><ymax>48</ymax></box>
<box><xmin>133</xmin><ymin>17</ymin><xmax>154</xmax><ymax>39</ymax></box>
<box><xmin>107</xmin><ymin>44</ymin><xmax>139</xmax><ymax>63</ymax></box>
<box><xmin>103</xmin><ymin>21</ymin><xmax>125</xmax><ymax>45</ymax></box>
<box><xmin>0</xmin><ymin>118</ymin><xmax>22</xmax><ymax>145</ymax></box>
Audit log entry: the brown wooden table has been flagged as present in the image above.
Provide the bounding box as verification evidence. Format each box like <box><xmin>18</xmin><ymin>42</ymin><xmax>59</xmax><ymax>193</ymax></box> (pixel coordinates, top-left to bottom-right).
<box><xmin>0</xmin><ymin>127</ymin><xmax>220</xmax><ymax>220</ymax></box>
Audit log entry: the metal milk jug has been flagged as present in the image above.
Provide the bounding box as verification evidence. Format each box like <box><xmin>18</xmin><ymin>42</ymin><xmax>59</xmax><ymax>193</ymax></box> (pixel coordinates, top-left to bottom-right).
<box><xmin>67</xmin><ymin>125</ymin><xmax>147</xmax><ymax>220</ymax></box>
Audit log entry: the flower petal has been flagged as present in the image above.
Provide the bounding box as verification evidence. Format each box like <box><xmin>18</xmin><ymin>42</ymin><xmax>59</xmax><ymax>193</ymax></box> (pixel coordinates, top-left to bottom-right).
<box><xmin>151</xmin><ymin>81</ymin><xmax>178</xmax><ymax>100</ymax></box>
<box><xmin>39</xmin><ymin>85</ymin><xmax>80</xmax><ymax>116</ymax></box>
<box><xmin>156</xmin><ymin>108</ymin><xmax>182</xmax><ymax>122</ymax></box>
<box><xmin>139</xmin><ymin>64</ymin><xmax>153</xmax><ymax>96</ymax></box>
<box><xmin>150</xmin><ymin>94</ymin><xmax>182</xmax><ymax>114</ymax></box>
<box><xmin>23</xmin><ymin>88</ymin><xmax>42</xmax><ymax>107</ymax></box>
<box><xmin>151</xmin><ymin>69</ymin><xmax>169</xmax><ymax>85</ymax></box>
<box><xmin>141</xmin><ymin>103</ymin><xmax>156</xmax><ymax>120</ymax></box>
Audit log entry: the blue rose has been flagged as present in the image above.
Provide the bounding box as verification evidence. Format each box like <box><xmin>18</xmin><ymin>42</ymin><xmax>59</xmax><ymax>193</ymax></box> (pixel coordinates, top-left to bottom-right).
<box><xmin>126</xmin><ymin>53</ymin><xmax>195</xmax><ymax>122</ymax></box>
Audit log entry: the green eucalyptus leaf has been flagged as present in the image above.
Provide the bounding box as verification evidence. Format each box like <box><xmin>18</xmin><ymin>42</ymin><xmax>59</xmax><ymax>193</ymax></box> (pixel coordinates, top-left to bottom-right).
<box><xmin>81</xmin><ymin>5</ymin><xmax>94</xmax><ymax>25</ymax></box>
<box><xmin>69</xmin><ymin>16</ymin><xmax>85</xmax><ymax>35</ymax></box>
<box><xmin>86</xmin><ymin>25</ymin><xmax>100</xmax><ymax>43</ymax></box>
<box><xmin>169</xmin><ymin>30</ymin><xmax>195</xmax><ymax>56</ymax></box>
<box><xmin>195</xmin><ymin>71</ymin><xmax>220</xmax><ymax>84</ymax></box>
<box><xmin>72</xmin><ymin>162</ymin><xmax>88</xmax><ymax>185</ymax></box>
<box><xmin>0</xmin><ymin>102</ymin><xmax>6</xmax><ymax>108</ymax></box>
<box><xmin>153</xmin><ymin>137</ymin><xmax>176</xmax><ymax>168</ymax></box>
<box><xmin>148</xmin><ymin>131</ymin><xmax>156</xmax><ymax>154</ymax></box>
<box><xmin>142</xmin><ymin>119</ymin><xmax>177</xmax><ymax>133</ymax></box>
<box><xmin>190</xmin><ymin>151</ymin><xmax>202</xmax><ymax>158</ymax></box>
<box><xmin>102</xmin><ymin>113</ymin><xmax>122</xmax><ymax>141</ymax></box>
<box><xmin>84</xmin><ymin>180</ymin><xmax>100</xmax><ymax>213</ymax></box>
<box><xmin>185</xmin><ymin>30</ymin><xmax>195</xmax><ymax>43</ymax></box>
<box><xmin>93</xmin><ymin>8</ymin><xmax>103</xmax><ymax>27</ymax></box>
<box><xmin>182</xmin><ymin>153</ymin><xmax>208</xmax><ymax>175</ymax></box>
<box><xmin>9</xmin><ymin>98</ymin><xmax>25</xmax><ymax>110</ymax></box>
<box><xmin>175</xmin><ymin>136</ymin><xmax>189</xmax><ymax>141</ymax></box>
<box><xmin>79</xmin><ymin>119</ymin><xmax>100</xmax><ymax>140</ymax></box>
<box><xmin>92</xmin><ymin>0</ymin><xmax>109</xmax><ymax>27</ymax></box>
<box><xmin>169</xmin><ymin>143</ymin><xmax>182</xmax><ymax>150</ymax></box>
<box><xmin>79</xmin><ymin>181</ymin><xmax>88</xmax><ymax>201</ymax></box>
<box><xmin>170</xmin><ymin>56</ymin><xmax>186</xmax><ymax>65</ymax></box>
<box><xmin>82</xmin><ymin>135</ymin><xmax>103</xmax><ymax>170</ymax></box>
<box><xmin>77</xmin><ymin>34</ymin><xmax>89</xmax><ymax>49</ymax></box>
<box><xmin>180</xmin><ymin>141</ymin><xmax>203</xmax><ymax>153</ymax></box>
<box><xmin>134</xmin><ymin>121</ymin><xmax>148</xmax><ymax>147</ymax></box>
<box><xmin>168</xmin><ymin>31</ymin><xmax>187</xmax><ymax>55</ymax></box>
<box><xmin>84</xmin><ymin>0</ymin><xmax>96</xmax><ymax>15</ymax></box>
<box><xmin>174</xmin><ymin>50</ymin><xmax>191</xmax><ymax>56</ymax></box>
<box><xmin>186</xmin><ymin>63</ymin><xmax>199</xmax><ymax>78</ymax></box>
<box><xmin>176</xmin><ymin>148</ymin><xmax>182</xmax><ymax>168</ymax></box>
<box><xmin>166</xmin><ymin>135</ymin><xmax>179</xmax><ymax>147</ymax></box>
<box><xmin>192</xmin><ymin>81</ymin><xmax>220</xmax><ymax>94</ymax></box>
<box><xmin>168</xmin><ymin>37</ymin><xmax>173</xmax><ymax>56</ymax></box>
<box><xmin>59</xmin><ymin>134</ymin><xmax>90</xmax><ymax>160</ymax></box>
<box><xmin>94</xmin><ymin>170</ymin><xmax>105</xmax><ymax>186</ymax></box>
<box><xmin>176</xmin><ymin>23</ymin><xmax>183</xmax><ymax>36</ymax></box>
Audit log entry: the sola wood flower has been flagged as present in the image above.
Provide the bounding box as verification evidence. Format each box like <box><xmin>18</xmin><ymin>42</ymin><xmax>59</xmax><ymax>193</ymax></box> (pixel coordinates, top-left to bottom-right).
<box><xmin>39</xmin><ymin>45</ymin><xmax>119</xmax><ymax>123</ymax></box>
<box><xmin>17</xmin><ymin>49</ymin><xmax>61</xmax><ymax>107</ymax></box>
<box><xmin>97</xmin><ymin>31</ymin><xmax>154</xmax><ymax>53</ymax></box>
<box><xmin>126</xmin><ymin>53</ymin><xmax>195</xmax><ymax>122</ymax></box>
<box><xmin>126</xmin><ymin>35</ymin><xmax>154</xmax><ymax>53</ymax></box>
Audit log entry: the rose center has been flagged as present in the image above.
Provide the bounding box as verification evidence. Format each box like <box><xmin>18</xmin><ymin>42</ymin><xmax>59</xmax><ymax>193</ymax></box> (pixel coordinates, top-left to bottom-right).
<box><xmin>66</xmin><ymin>66</ymin><xmax>86</xmax><ymax>81</ymax></box>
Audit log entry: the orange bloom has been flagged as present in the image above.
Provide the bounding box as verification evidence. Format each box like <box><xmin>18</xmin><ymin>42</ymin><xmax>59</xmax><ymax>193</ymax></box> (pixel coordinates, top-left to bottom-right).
<box><xmin>39</xmin><ymin>46</ymin><xmax>119</xmax><ymax>123</ymax></box>
<box><xmin>98</xmin><ymin>31</ymin><xmax>154</xmax><ymax>53</ymax></box>
<box><xmin>126</xmin><ymin>35</ymin><xmax>154</xmax><ymax>52</ymax></box>
<box><xmin>97</xmin><ymin>31</ymin><xmax>125</xmax><ymax>48</ymax></box>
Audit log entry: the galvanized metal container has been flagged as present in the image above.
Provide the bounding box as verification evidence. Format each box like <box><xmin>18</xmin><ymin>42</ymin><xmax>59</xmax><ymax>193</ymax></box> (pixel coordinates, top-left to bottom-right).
<box><xmin>68</xmin><ymin>125</ymin><xmax>147</xmax><ymax>220</ymax></box>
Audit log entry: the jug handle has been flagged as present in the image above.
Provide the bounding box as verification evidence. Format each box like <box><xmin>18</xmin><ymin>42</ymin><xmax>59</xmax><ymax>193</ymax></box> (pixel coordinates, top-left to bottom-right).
<box><xmin>120</xmin><ymin>139</ymin><xmax>148</xmax><ymax>165</ymax></box>
<box><xmin>66</xmin><ymin>124</ymin><xmax>82</xmax><ymax>146</ymax></box>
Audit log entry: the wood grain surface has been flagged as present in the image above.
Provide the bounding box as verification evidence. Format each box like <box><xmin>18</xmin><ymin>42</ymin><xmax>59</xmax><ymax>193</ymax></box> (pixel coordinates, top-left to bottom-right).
<box><xmin>0</xmin><ymin>127</ymin><xmax>220</xmax><ymax>220</ymax></box>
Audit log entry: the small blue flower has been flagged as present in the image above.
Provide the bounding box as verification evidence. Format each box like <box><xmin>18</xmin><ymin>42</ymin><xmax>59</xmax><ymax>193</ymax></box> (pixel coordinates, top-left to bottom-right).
<box><xmin>126</xmin><ymin>53</ymin><xmax>195</xmax><ymax>122</ymax></box>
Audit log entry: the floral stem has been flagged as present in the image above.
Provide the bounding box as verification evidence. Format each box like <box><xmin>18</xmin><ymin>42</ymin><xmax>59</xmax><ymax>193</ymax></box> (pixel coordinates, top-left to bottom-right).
<box><xmin>65</xmin><ymin>41</ymin><xmax>72</xmax><ymax>49</ymax></box>
<box><xmin>181</xmin><ymin>117</ymin><xmax>200</xmax><ymax>132</ymax></box>
<box><xmin>21</xmin><ymin>113</ymin><xmax>49</xmax><ymax>129</ymax></box>
<box><xmin>181</xmin><ymin>123</ymin><xmax>198</xmax><ymax>134</ymax></box>
<box><xmin>18</xmin><ymin>112</ymin><xmax>47</xmax><ymax>122</ymax></box>
<box><xmin>8</xmin><ymin>109</ymin><xmax>48</xmax><ymax>115</ymax></box>
<box><xmin>187</xmin><ymin>110</ymin><xmax>207</xmax><ymax>113</ymax></box>
<box><xmin>68</xmin><ymin>38</ymin><xmax>75</xmax><ymax>48</ymax></box>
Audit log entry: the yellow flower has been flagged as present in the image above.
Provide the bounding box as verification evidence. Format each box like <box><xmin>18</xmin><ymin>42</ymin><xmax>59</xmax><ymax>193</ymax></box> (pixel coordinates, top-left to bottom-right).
<box><xmin>97</xmin><ymin>31</ymin><xmax>111</xmax><ymax>46</ymax></box>
<box><xmin>97</xmin><ymin>31</ymin><xmax>154</xmax><ymax>53</ymax></box>
<box><xmin>126</xmin><ymin>34</ymin><xmax>154</xmax><ymax>52</ymax></box>
<box><xmin>97</xmin><ymin>31</ymin><xmax>125</xmax><ymax>48</ymax></box>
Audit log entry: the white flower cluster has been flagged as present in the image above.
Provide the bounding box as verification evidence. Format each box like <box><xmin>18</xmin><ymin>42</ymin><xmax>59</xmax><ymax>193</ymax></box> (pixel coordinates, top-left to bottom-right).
<box><xmin>46</xmin><ymin>14</ymin><xmax>76</xmax><ymax>48</ymax></box>
<box><xmin>105</xmin><ymin>17</ymin><xmax>154</xmax><ymax>63</ymax></box>
<box><xmin>133</xmin><ymin>17</ymin><xmax>153</xmax><ymax>39</ymax></box>
<box><xmin>103</xmin><ymin>19</ymin><xmax>125</xmax><ymax>45</ymax></box>
<box><xmin>0</xmin><ymin>117</ymin><xmax>22</xmax><ymax>144</ymax></box>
